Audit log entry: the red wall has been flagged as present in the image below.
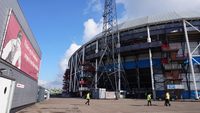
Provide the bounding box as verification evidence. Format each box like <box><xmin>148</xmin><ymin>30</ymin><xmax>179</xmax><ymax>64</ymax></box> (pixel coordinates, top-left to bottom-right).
<box><xmin>1</xmin><ymin>12</ymin><xmax>40</xmax><ymax>80</ymax></box>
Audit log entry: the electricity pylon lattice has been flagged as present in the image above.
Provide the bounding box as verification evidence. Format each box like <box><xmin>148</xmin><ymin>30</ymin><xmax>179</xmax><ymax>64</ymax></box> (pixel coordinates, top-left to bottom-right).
<box><xmin>96</xmin><ymin>0</ymin><xmax>127</xmax><ymax>99</ymax></box>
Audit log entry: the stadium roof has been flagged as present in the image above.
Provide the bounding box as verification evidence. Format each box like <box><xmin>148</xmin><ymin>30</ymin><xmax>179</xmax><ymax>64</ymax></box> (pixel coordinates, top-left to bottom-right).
<box><xmin>85</xmin><ymin>11</ymin><xmax>200</xmax><ymax>45</ymax></box>
<box><xmin>70</xmin><ymin>11</ymin><xmax>200</xmax><ymax>61</ymax></box>
<box><xmin>119</xmin><ymin>11</ymin><xmax>200</xmax><ymax>30</ymax></box>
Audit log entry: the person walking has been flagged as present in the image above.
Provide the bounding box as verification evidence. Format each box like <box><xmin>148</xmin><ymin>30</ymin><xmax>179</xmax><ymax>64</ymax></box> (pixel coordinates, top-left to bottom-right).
<box><xmin>85</xmin><ymin>92</ymin><xmax>90</xmax><ymax>105</ymax></box>
<box><xmin>147</xmin><ymin>93</ymin><xmax>152</xmax><ymax>106</ymax></box>
<box><xmin>165</xmin><ymin>92</ymin><xmax>171</xmax><ymax>106</ymax></box>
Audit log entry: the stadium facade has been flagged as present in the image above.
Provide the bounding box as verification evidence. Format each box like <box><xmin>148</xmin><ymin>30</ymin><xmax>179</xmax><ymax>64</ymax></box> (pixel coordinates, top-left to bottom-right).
<box><xmin>63</xmin><ymin>11</ymin><xmax>200</xmax><ymax>99</ymax></box>
<box><xmin>0</xmin><ymin>0</ymin><xmax>41</xmax><ymax>112</ymax></box>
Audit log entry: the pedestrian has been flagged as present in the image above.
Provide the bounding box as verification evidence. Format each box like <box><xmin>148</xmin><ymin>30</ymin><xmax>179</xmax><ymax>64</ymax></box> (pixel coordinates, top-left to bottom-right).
<box><xmin>85</xmin><ymin>92</ymin><xmax>90</xmax><ymax>105</ymax></box>
<box><xmin>165</xmin><ymin>92</ymin><xmax>171</xmax><ymax>106</ymax></box>
<box><xmin>147</xmin><ymin>93</ymin><xmax>152</xmax><ymax>106</ymax></box>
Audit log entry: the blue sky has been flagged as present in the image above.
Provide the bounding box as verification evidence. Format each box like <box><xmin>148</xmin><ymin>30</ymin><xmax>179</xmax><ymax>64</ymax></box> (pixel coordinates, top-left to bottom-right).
<box><xmin>18</xmin><ymin>0</ymin><xmax>87</xmax><ymax>81</ymax></box>
<box><xmin>18</xmin><ymin>0</ymin><xmax>200</xmax><ymax>88</ymax></box>
<box><xmin>18</xmin><ymin>0</ymin><xmax>108</xmax><ymax>88</ymax></box>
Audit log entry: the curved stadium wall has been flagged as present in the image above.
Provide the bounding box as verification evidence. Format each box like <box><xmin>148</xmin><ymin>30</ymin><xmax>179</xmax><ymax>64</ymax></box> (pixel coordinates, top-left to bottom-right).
<box><xmin>65</xmin><ymin>11</ymin><xmax>200</xmax><ymax>99</ymax></box>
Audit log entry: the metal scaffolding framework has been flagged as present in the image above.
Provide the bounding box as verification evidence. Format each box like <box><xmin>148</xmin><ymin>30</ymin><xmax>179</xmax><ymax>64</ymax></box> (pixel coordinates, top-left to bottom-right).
<box><xmin>96</xmin><ymin>0</ymin><xmax>122</xmax><ymax>98</ymax></box>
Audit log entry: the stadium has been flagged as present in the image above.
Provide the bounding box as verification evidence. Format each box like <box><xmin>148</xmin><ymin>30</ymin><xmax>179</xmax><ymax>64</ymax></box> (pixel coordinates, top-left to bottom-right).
<box><xmin>63</xmin><ymin>11</ymin><xmax>200</xmax><ymax>99</ymax></box>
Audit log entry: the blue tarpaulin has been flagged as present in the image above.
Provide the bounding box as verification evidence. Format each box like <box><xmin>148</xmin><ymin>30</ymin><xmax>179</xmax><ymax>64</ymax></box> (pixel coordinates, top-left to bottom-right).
<box><xmin>123</xmin><ymin>59</ymin><xmax>161</xmax><ymax>69</ymax></box>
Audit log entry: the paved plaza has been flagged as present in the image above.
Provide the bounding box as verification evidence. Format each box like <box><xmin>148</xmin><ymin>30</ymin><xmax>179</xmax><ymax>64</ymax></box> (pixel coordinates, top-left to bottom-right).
<box><xmin>17</xmin><ymin>98</ymin><xmax>200</xmax><ymax>113</ymax></box>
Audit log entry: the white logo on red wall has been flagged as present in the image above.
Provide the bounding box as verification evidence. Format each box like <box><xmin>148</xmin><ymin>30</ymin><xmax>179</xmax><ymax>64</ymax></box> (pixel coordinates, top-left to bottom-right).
<box><xmin>16</xmin><ymin>83</ymin><xmax>25</xmax><ymax>88</ymax></box>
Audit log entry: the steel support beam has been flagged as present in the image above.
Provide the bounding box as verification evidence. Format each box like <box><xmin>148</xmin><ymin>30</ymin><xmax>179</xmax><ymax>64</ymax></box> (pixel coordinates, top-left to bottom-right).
<box><xmin>147</xmin><ymin>26</ymin><xmax>156</xmax><ymax>100</ymax></box>
<box><xmin>80</xmin><ymin>46</ymin><xmax>85</xmax><ymax>97</ymax></box>
<box><xmin>183</xmin><ymin>20</ymin><xmax>199</xmax><ymax>99</ymax></box>
<box><xmin>117</xmin><ymin>31</ymin><xmax>121</xmax><ymax>94</ymax></box>
<box><xmin>95</xmin><ymin>41</ymin><xmax>98</xmax><ymax>90</ymax></box>
<box><xmin>73</xmin><ymin>53</ymin><xmax>78</xmax><ymax>92</ymax></box>
<box><xmin>69</xmin><ymin>58</ymin><xmax>73</xmax><ymax>92</ymax></box>
<box><xmin>118</xmin><ymin>51</ymin><xmax>121</xmax><ymax>92</ymax></box>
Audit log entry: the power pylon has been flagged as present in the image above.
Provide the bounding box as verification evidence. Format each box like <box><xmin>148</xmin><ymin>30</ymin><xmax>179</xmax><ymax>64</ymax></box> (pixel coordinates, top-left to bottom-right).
<box><xmin>97</xmin><ymin>0</ymin><xmax>122</xmax><ymax>99</ymax></box>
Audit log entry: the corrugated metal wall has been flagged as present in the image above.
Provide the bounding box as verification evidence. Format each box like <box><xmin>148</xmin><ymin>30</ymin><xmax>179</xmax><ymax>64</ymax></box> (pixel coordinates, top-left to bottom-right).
<box><xmin>0</xmin><ymin>59</ymin><xmax>38</xmax><ymax>109</ymax></box>
<box><xmin>37</xmin><ymin>86</ymin><xmax>46</xmax><ymax>102</ymax></box>
<box><xmin>0</xmin><ymin>0</ymin><xmax>41</xmax><ymax>109</ymax></box>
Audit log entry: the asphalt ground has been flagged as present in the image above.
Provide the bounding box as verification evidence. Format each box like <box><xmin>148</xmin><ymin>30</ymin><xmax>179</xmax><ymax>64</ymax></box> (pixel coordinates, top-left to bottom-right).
<box><xmin>16</xmin><ymin>98</ymin><xmax>200</xmax><ymax>113</ymax></box>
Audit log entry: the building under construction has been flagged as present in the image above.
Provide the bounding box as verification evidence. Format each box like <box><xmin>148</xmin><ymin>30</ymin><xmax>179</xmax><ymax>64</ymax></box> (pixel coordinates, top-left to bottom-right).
<box><xmin>63</xmin><ymin>10</ymin><xmax>200</xmax><ymax>99</ymax></box>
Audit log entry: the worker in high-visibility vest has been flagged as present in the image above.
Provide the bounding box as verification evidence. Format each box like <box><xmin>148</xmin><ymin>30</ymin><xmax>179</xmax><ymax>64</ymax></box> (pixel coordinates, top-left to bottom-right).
<box><xmin>147</xmin><ymin>93</ymin><xmax>152</xmax><ymax>106</ymax></box>
<box><xmin>165</xmin><ymin>92</ymin><xmax>171</xmax><ymax>106</ymax></box>
<box><xmin>85</xmin><ymin>92</ymin><xmax>90</xmax><ymax>105</ymax></box>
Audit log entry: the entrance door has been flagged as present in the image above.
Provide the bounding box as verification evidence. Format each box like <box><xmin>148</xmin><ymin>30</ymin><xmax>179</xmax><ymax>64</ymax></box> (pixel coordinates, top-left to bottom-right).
<box><xmin>0</xmin><ymin>77</ymin><xmax>12</xmax><ymax>113</ymax></box>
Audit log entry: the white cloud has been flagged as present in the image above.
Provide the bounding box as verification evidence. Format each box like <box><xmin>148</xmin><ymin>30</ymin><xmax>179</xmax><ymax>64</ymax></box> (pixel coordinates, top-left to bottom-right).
<box><xmin>117</xmin><ymin>0</ymin><xmax>200</xmax><ymax>20</ymax></box>
<box><xmin>84</xmin><ymin>0</ymin><xmax>103</xmax><ymax>14</ymax></box>
<box><xmin>38</xmin><ymin>74</ymin><xmax>63</xmax><ymax>89</ymax></box>
<box><xmin>83</xmin><ymin>18</ymin><xmax>102</xmax><ymax>42</ymax></box>
<box><xmin>54</xmin><ymin>17</ymin><xmax>102</xmax><ymax>89</ymax></box>
<box><xmin>47</xmin><ymin>41</ymin><xmax>80</xmax><ymax>89</ymax></box>
<box><xmin>60</xmin><ymin>42</ymin><xmax>81</xmax><ymax>72</ymax></box>
<box><xmin>53</xmin><ymin>18</ymin><xmax>102</xmax><ymax>89</ymax></box>
<box><xmin>38</xmin><ymin>79</ymin><xmax>48</xmax><ymax>86</ymax></box>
